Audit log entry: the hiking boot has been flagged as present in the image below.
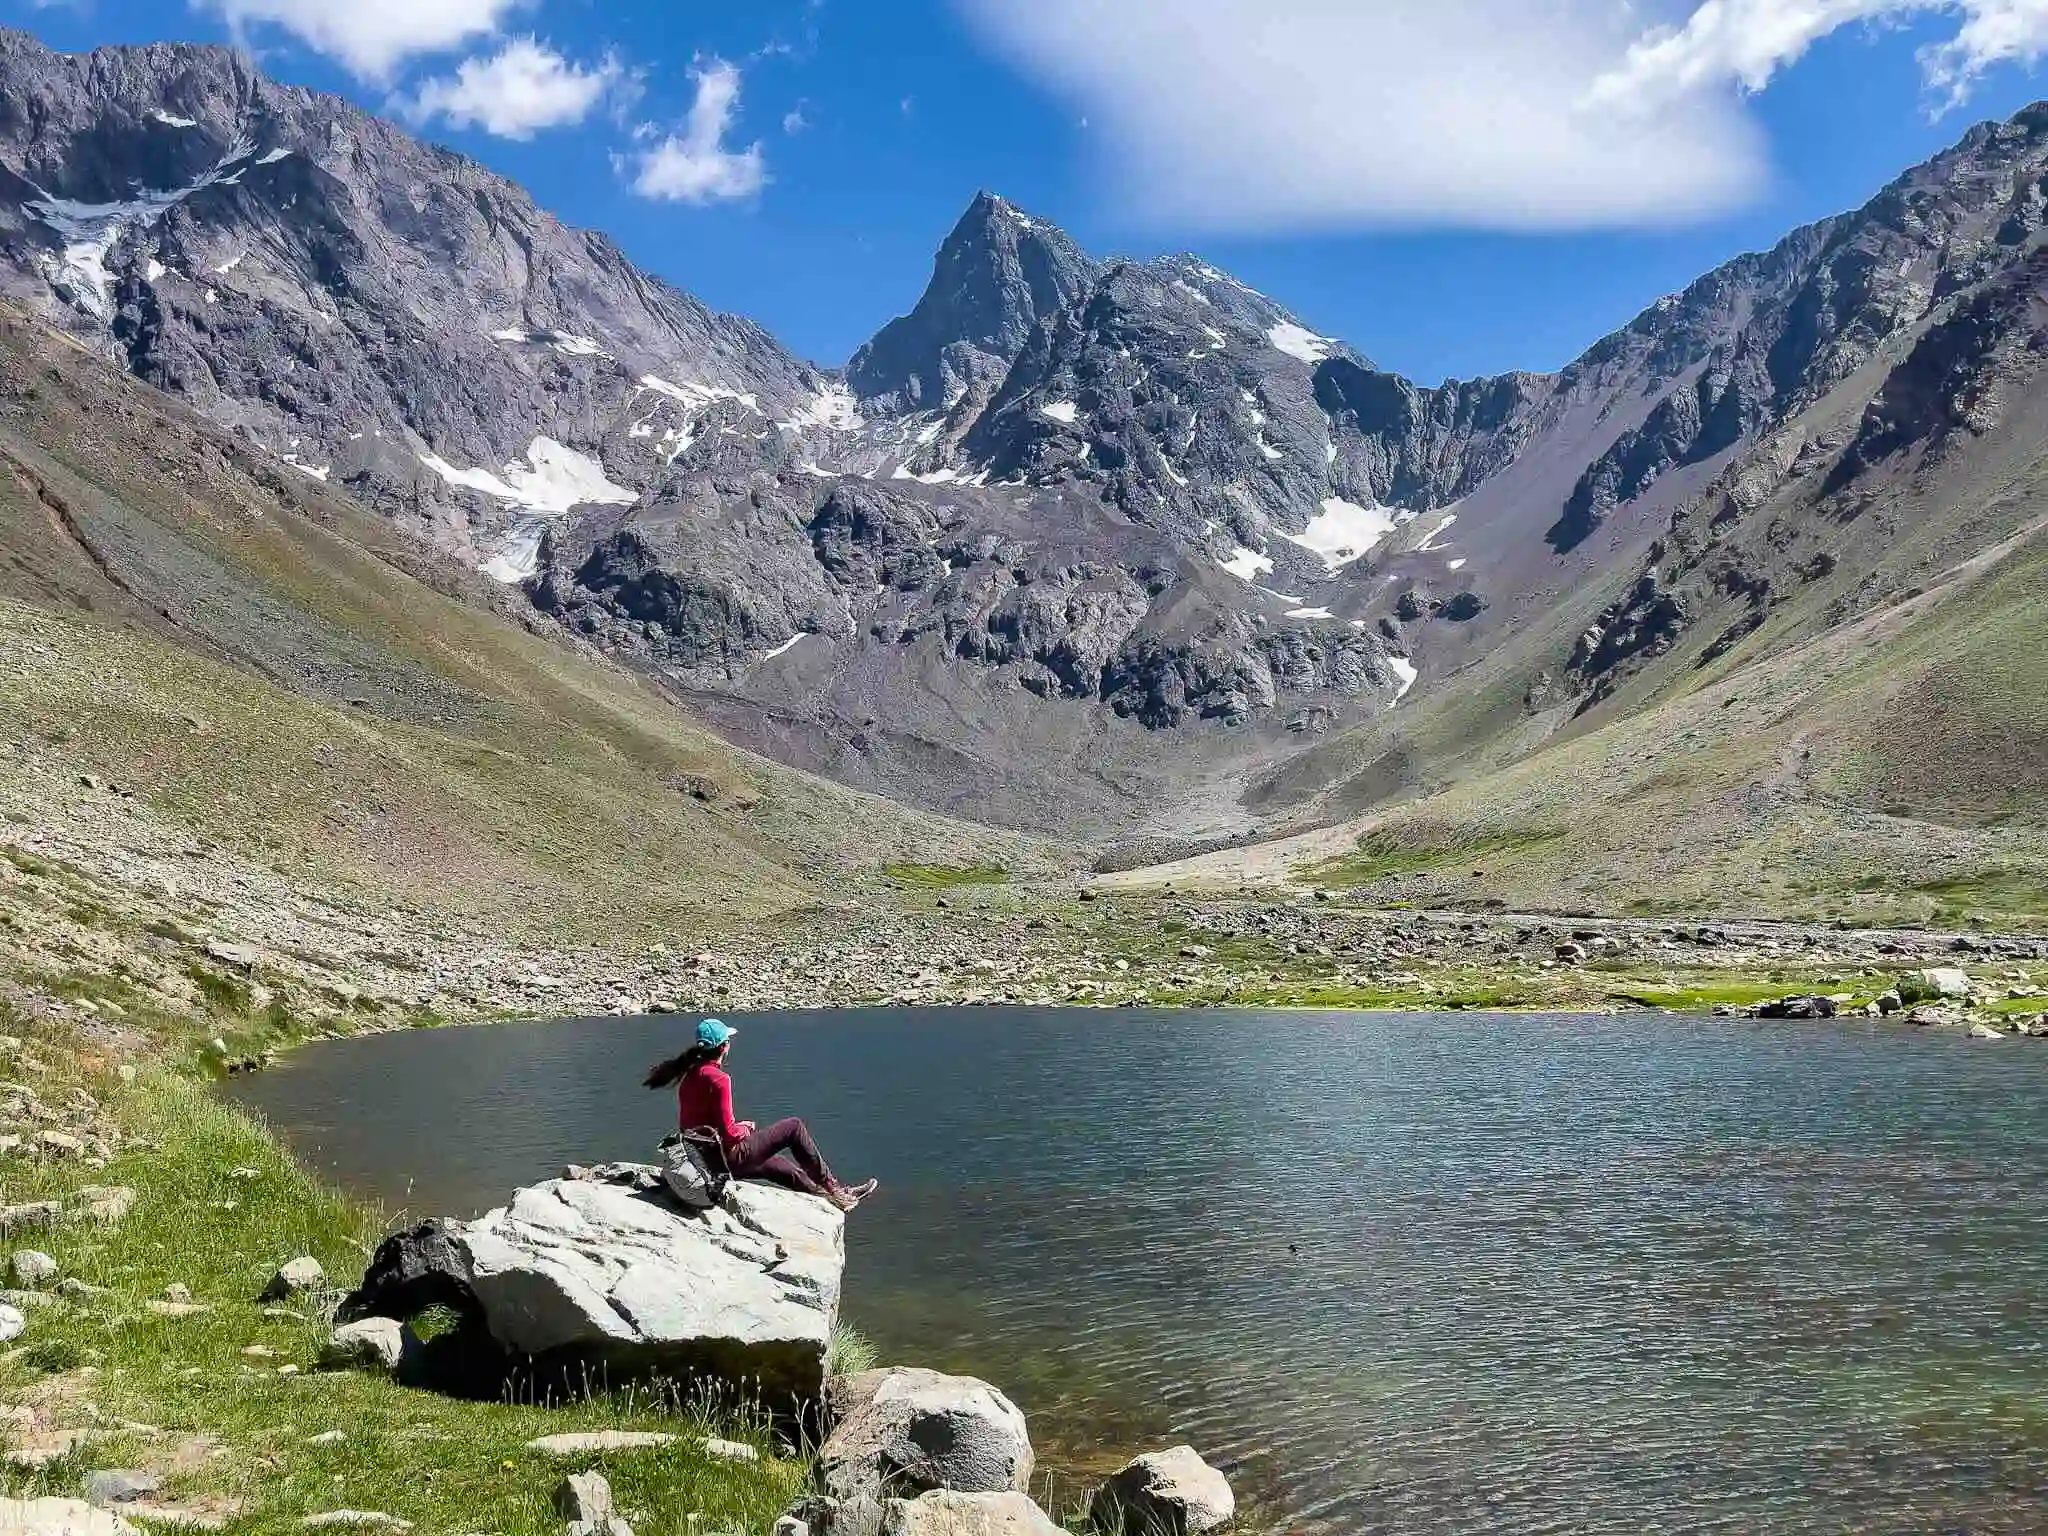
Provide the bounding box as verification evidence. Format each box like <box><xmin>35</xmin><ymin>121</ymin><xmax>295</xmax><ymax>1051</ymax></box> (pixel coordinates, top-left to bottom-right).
<box><xmin>829</xmin><ymin>1178</ymin><xmax>879</xmax><ymax>1211</ymax></box>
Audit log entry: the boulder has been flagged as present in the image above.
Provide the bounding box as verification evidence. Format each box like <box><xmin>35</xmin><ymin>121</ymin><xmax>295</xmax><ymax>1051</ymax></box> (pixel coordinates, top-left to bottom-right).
<box><xmin>1754</xmin><ymin>995</ymin><xmax>1835</xmax><ymax>1020</ymax></box>
<box><xmin>879</xmin><ymin>1491</ymin><xmax>1062</xmax><ymax>1535</ymax></box>
<box><xmin>816</xmin><ymin>1368</ymin><xmax>1033</xmax><ymax>1536</ymax></box>
<box><xmin>83</xmin><ymin>1471</ymin><xmax>161</xmax><ymax>1507</ymax></box>
<box><xmin>1089</xmin><ymin>1447</ymin><xmax>1235</xmax><ymax>1535</ymax></box>
<box><xmin>1968</xmin><ymin>1023</ymin><xmax>2006</xmax><ymax>1040</ymax></box>
<box><xmin>320</xmin><ymin>1318</ymin><xmax>408</xmax><ymax>1372</ymax></box>
<box><xmin>0</xmin><ymin>1498</ymin><xmax>141</xmax><ymax>1535</ymax></box>
<box><xmin>1899</xmin><ymin>968</ymin><xmax>1972</xmax><ymax>1004</ymax></box>
<box><xmin>337</xmin><ymin>1165</ymin><xmax>843</xmax><ymax>1409</ymax></box>
<box><xmin>0</xmin><ymin>1301</ymin><xmax>25</xmax><ymax>1343</ymax></box>
<box><xmin>262</xmin><ymin>1257</ymin><xmax>326</xmax><ymax>1302</ymax></box>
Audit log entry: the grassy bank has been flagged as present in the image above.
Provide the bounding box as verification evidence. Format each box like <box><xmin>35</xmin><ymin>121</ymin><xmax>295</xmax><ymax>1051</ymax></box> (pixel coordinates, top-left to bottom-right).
<box><xmin>0</xmin><ymin>1006</ymin><xmax>808</xmax><ymax>1533</ymax></box>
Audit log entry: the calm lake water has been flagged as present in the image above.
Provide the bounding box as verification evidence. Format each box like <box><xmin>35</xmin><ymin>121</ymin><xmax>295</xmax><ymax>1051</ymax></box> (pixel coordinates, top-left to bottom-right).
<box><xmin>226</xmin><ymin>1007</ymin><xmax>2048</xmax><ymax>1534</ymax></box>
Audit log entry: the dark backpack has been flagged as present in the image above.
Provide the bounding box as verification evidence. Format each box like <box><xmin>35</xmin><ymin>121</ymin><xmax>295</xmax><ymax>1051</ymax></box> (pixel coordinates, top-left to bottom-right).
<box><xmin>658</xmin><ymin>1128</ymin><xmax>732</xmax><ymax>1210</ymax></box>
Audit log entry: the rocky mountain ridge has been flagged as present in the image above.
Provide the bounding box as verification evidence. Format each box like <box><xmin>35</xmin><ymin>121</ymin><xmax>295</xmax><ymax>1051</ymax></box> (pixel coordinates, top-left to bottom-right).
<box><xmin>3</xmin><ymin>27</ymin><xmax>2046</xmax><ymax>841</ymax></box>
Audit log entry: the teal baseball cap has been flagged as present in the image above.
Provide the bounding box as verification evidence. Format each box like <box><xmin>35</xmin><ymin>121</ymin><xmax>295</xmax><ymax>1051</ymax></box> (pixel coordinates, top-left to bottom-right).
<box><xmin>696</xmin><ymin>1017</ymin><xmax>735</xmax><ymax>1048</ymax></box>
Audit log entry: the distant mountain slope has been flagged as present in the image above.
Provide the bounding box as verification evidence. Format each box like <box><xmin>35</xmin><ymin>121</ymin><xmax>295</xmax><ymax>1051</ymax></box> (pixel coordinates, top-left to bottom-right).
<box><xmin>0</xmin><ymin>30</ymin><xmax>841</xmax><ymax>574</ymax></box>
<box><xmin>2</xmin><ymin>27</ymin><xmax>2047</xmax><ymax>859</ymax></box>
<box><xmin>0</xmin><ymin>297</ymin><xmax>1043</xmax><ymax>938</ymax></box>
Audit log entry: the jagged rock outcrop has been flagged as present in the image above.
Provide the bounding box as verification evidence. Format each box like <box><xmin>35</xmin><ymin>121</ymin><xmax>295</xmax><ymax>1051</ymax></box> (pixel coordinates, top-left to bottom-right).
<box><xmin>958</xmin><ymin>256</ymin><xmax>1378</xmax><ymax>567</ymax></box>
<box><xmin>847</xmin><ymin>194</ymin><xmax>1098</xmax><ymax>416</ymax></box>
<box><xmin>337</xmin><ymin>1163</ymin><xmax>844</xmax><ymax>1410</ymax></box>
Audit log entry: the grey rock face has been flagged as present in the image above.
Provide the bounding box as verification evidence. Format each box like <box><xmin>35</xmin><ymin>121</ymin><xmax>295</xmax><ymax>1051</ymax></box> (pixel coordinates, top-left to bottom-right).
<box><xmin>816</xmin><ymin>1367</ymin><xmax>1034</xmax><ymax>1536</ymax></box>
<box><xmin>848</xmin><ymin>193</ymin><xmax>1098</xmax><ymax>416</ymax></box>
<box><xmin>8</xmin><ymin>1250</ymin><xmax>55</xmax><ymax>1288</ymax></box>
<box><xmin>957</xmin><ymin>256</ymin><xmax>1377</xmax><ymax>568</ymax></box>
<box><xmin>0</xmin><ymin>28</ymin><xmax>835</xmax><ymax>573</ymax></box>
<box><xmin>337</xmin><ymin>1166</ymin><xmax>843</xmax><ymax>1408</ymax></box>
<box><xmin>1089</xmin><ymin>1446</ymin><xmax>1235</xmax><ymax>1535</ymax></box>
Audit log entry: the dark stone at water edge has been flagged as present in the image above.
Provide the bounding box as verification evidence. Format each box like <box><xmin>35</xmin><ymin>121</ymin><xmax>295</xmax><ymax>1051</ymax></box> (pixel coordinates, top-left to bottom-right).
<box><xmin>1754</xmin><ymin>995</ymin><xmax>1838</xmax><ymax>1020</ymax></box>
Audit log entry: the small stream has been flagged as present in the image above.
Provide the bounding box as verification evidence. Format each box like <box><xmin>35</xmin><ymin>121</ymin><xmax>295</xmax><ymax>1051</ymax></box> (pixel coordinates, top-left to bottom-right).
<box><xmin>227</xmin><ymin>1006</ymin><xmax>2048</xmax><ymax>1534</ymax></box>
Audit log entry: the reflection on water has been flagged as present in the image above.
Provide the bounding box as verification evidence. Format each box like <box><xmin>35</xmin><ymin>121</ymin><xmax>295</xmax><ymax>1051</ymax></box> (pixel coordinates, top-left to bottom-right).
<box><xmin>227</xmin><ymin>1007</ymin><xmax>2048</xmax><ymax>1533</ymax></box>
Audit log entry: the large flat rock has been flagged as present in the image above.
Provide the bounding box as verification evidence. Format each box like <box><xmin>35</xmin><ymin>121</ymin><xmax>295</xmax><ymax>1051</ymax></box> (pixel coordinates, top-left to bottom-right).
<box><xmin>339</xmin><ymin>1165</ymin><xmax>843</xmax><ymax>1408</ymax></box>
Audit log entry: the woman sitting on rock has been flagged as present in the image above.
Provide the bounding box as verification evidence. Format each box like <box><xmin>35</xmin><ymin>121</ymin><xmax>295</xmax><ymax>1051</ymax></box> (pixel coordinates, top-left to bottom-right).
<box><xmin>644</xmin><ymin>1018</ymin><xmax>878</xmax><ymax>1212</ymax></box>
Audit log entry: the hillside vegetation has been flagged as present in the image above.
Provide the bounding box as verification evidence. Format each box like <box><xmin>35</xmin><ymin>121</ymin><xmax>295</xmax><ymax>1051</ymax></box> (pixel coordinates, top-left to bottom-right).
<box><xmin>0</xmin><ymin>307</ymin><xmax>1053</xmax><ymax>948</ymax></box>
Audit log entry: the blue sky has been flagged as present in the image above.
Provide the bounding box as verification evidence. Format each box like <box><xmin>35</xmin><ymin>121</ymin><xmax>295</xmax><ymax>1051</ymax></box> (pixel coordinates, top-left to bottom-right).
<box><xmin>11</xmin><ymin>0</ymin><xmax>2048</xmax><ymax>383</ymax></box>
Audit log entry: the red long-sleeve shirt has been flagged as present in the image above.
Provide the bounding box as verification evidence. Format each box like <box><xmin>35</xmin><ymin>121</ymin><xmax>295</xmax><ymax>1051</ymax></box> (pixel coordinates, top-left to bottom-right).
<box><xmin>676</xmin><ymin>1063</ymin><xmax>748</xmax><ymax>1149</ymax></box>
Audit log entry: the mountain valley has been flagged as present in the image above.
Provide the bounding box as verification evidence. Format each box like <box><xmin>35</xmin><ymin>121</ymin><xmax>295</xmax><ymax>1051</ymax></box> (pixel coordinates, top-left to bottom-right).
<box><xmin>0</xmin><ymin>29</ymin><xmax>2044</xmax><ymax>923</ymax></box>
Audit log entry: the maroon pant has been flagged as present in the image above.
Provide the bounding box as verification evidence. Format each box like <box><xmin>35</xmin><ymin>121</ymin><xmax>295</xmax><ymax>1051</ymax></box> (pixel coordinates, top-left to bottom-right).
<box><xmin>728</xmin><ymin>1117</ymin><xmax>837</xmax><ymax>1198</ymax></box>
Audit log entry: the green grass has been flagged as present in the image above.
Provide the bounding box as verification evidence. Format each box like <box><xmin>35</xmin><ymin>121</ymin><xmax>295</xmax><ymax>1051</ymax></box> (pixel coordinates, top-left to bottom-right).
<box><xmin>0</xmin><ymin>1015</ymin><xmax>807</xmax><ymax>1534</ymax></box>
<box><xmin>826</xmin><ymin>1323</ymin><xmax>879</xmax><ymax>1378</ymax></box>
<box><xmin>881</xmin><ymin>863</ymin><xmax>1011</xmax><ymax>888</ymax></box>
<box><xmin>1309</xmin><ymin>826</ymin><xmax>1565</xmax><ymax>887</ymax></box>
<box><xmin>1907</xmin><ymin>870</ymin><xmax>2048</xmax><ymax>920</ymax></box>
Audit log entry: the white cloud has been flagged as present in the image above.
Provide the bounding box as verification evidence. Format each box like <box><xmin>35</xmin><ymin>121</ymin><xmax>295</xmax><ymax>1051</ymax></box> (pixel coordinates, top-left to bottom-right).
<box><xmin>1925</xmin><ymin>0</ymin><xmax>2048</xmax><ymax>102</ymax></box>
<box><xmin>401</xmin><ymin>37</ymin><xmax>623</xmax><ymax>138</ymax></box>
<box><xmin>957</xmin><ymin>0</ymin><xmax>2048</xmax><ymax>234</ymax></box>
<box><xmin>620</xmin><ymin>57</ymin><xmax>767</xmax><ymax>203</ymax></box>
<box><xmin>783</xmin><ymin>101</ymin><xmax>810</xmax><ymax>134</ymax></box>
<box><xmin>196</xmin><ymin>0</ymin><xmax>525</xmax><ymax>80</ymax></box>
<box><xmin>957</xmin><ymin>0</ymin><xmax>1765</xmax><ymax>233</ymax></box>
<box><xmin>1588</xmin><ymin>1</ymin><xmax>2048</xmax><ymax>117</ymax></box>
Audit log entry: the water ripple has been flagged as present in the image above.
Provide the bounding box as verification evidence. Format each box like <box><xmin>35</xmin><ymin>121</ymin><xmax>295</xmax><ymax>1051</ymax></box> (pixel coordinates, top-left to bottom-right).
<box><xmin>230</xmin><ymin>1007</ymin><xmax>2048</xmax><ymax>1533</ymax></box>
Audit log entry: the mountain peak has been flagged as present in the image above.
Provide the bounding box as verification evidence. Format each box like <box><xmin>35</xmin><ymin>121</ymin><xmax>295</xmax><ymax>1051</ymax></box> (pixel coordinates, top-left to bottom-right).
<box><xmin>845</xmin><ymin>190</ymin><xmax>1101</xmax><ymax>412</ymax></box>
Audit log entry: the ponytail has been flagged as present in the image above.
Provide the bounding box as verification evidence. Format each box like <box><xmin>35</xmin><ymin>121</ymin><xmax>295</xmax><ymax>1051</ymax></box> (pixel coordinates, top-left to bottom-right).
<box><xmin>644</xmin><ymin>1041</ymin><xmax>721</xmax><ymax>1090</ymax></box>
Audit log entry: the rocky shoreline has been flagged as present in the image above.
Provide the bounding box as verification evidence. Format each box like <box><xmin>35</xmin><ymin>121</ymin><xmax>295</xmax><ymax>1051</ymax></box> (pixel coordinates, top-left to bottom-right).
<box><xmin>317</xmin><ymin>1159</ymin><xmax>1238</xmax><ymax>1536</ymax></box>
<box><xmin>7</xmin><ymin>749</ymin><xmax>2048</xmax><ymax>1059</ymax></box>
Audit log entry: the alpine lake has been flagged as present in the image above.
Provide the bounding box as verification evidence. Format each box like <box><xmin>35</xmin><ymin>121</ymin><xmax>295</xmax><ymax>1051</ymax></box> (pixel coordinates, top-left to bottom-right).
<box><xmin>226</xmin><ymin>1005</ymin><xmax>2048</xmax><ymax>1534</ymax></box>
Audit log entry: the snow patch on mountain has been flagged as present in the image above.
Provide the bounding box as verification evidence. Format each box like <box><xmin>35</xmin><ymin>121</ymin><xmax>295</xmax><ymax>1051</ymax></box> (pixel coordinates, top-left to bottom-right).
<box><xmin>419</xmin><ymin>436</ymin><xmax>635</xmax><ymax>517</ymax></box>
<box><xmin>492</xmin><ymin>328</ymin><xmax>609</xmax><ymax>359</ymax></box>
<box><xmin>150</xmin><ymin>110</ymin><xmax>197</xmax><ymax>128</ymax></box>
<box><xmin>638</xmin><ymin>374</ymin><xmax>759</xmax><ymax>413</ymax></box>
<box><xmin>777</xmin><ymin>382</ymin><xmax>861</xmax><ymax>432</ymax></box>
<box><xmin>1285</xmin><ymin>497</ymin><xmax>1396</xmax><ymax>570</ymax></box>
<box><xmin>1387</xmin><ymin>655</ymin><xmax>1418</xmax><ymax>703</ymax></box>
<box><xmin>1267</xmin><ymin>321</ymin><xmax>1334</xmax><ymax>364</ymax></box>
<box><xmin>481</xmin><ymin>522</ymin><xmax>548</xmax><ymax>584</ymax></box>
<box><xmin>1220</xmin><ymin>545</ymin><xmax>1275</xmax><ymax>582</ymax></box>
<box><xmin>1040</xmin><ymin>400</ymin><xmax>1079</xmax><ymax>424</ymax></box>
